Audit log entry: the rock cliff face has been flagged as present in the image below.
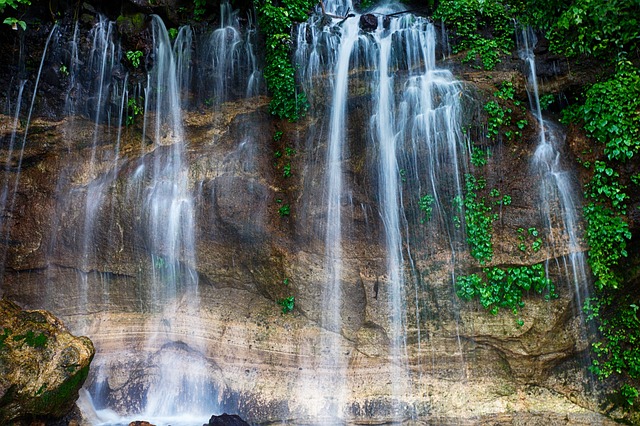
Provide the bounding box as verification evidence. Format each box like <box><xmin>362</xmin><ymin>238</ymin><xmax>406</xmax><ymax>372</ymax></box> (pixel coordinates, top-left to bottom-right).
<box><xmin>0</xmin><ymin>298</ymin><xmax>95</xmax><ymax>424</ymax></box>
<box><xmin>0</xmin><ymin>2</ymin><xmax>624</xmax><ymax>425</ymax></box>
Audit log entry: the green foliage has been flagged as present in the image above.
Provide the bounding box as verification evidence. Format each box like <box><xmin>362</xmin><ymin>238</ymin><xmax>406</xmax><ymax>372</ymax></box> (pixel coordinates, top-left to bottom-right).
<box><xmin>59</xmin><ymin>64</ymin><xmax>69</xmax><ymax>76</ymax></box>
<box><xmin>586</xmin><ymin>161</ymin><xmax>629</xmax><ymax>212</ymax></box>
<box><xmin>168</xmin><ymin>28</ymin><xmax>178</xmax><ymax>39</ymax></box>
<box><xmin>517</xmin><ymin>227</ymin><xmax>542</xmax><ymax>252</ymax></box>
<box><xmin>418</xmin><ymin>194</ymin><xmax>434</xmax><ymax>223</ymax></box>
<box><xmin>460</xmin><ymin>174</ymin><xmax>496</xmax><ymax>264</ymax></box>
<box><xmin>193</xmin><ymin>0</ymin><xmax>207</xmax><ymax>19</ymax></box>
<box><xmin>579</xmin><ymin>64</ymin><xmax>640</xmax><ymax>162</ymax></box>
<box><xmin>357</xmin><ymin>0</ymin><xmax>378</xmax><ymax>10</ymax></box>
<box><xmin>126</xmin><ymin>98</ymin><xmax>143</xmax><ymax>126</ymax></box>
<box><xmin>485</xmin><ymin>100</ymin><xmax>505</xmax><ymax>140</ymax></box>
<box><xmin>3</xmin><ymin>16</ymin><xmax>25</xmax><ymax>30</ymax></box>
<box><xmin>558</xmin><ymin>58</ymin><xmax>639</xmax><ymax>411</ymax></box>
<box><xmin>484</xmin><ymin>82</ymin><xmax>525</xmax><ymax>140</ymax></box>
<box><xmin>621</xmin><ymin>384</ymin><xmax>640</xmax><ymax>407</ymax></box>
<box><xmin>470</xmin><ymin>147</ymin><xmax>487</xmax><ymax>167</ymax></box>
<box><xmin>278</xmin><ymin>295</ymin><xmax>295</xmax><ymax>313</ymax></box>
<box><xmin>278</xmin><ymin>204</ymin><xmax>290</xmax><ymax>216</ymax></box>
<box><xmin>0</xmin><ymin>0</ymin><xmax>30</xmax><ymax>30</ymax></box>
<box><xmin>283</xmin><ymin>163</ymin><xmax>291</xmax><ymax>178</ymax></box>
<box><xmin>585</xmin><ymin>296</ymin><xmax>640</xmax><ymax>407</ymax></box>
<box><xmin>583</xmin><ymin>203</ymin><xmax>630</xmax><ymax>291</ymax></box>
<box><xmin>539</xmin><ymin>93</ymin><xmax>555</xmax><ymax>111</ymax></box>
<box><xmin>549</xmin><ymin>0</ymin><xmax>640</xmax><ymax>59</ymax></box>
<box><xmin>456</xmin><ymin>263</ymin><xmax>556</xmax><ymax>316</ymax></box>
<box><xmin>126</xmin><ymin>50</ymin><xmax>143</xmax><ymax>69</ymax></box>
<box><xmin>434</xmin><ymin>0</ymin><xmax>516</xmax><ymax>70</ymax></box>
<box><xmin>0</xmin><ymin>0</ymin><xmax>30</xmax><ymax>13</ymax></box>
<box><xmin>257</xmin><ymin>0</ymin><xmax>314</xmax><ymax>121</ymax></box>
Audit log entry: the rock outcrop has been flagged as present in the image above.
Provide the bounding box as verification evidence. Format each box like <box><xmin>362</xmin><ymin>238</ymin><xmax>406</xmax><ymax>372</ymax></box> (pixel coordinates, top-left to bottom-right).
<box><xmin>205</xmin><ymin>413</ymin><xmax>249</xmax><ymax>426</ymax></box>
<box><xmin>0</xmin><ymin>299</ymin><xmax>95</xmax><ymax>424</ymax></box>
<box><xmin>0</xmin><ymin>1</ymin><xmax>630</xmax><ymax>425</ymax></box>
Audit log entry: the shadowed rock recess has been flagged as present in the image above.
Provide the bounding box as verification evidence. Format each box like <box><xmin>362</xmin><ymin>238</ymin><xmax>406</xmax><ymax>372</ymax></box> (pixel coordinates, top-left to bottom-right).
<box><xmin>0</xmin><ymin>0</ymin><xmax>626</xmax><ymax>425</ymax></box>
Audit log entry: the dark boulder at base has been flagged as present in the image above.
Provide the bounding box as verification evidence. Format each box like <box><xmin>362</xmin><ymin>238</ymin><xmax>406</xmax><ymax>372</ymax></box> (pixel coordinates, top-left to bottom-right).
<box><xmin>205</xmin><ymin>413</ymin><xmax>250</xmax><ymax>426</ymax></box>
<box><xmin>0</xmin><ymin>298</ymin><xmax>95</xmax><ymax>424</ymax></box>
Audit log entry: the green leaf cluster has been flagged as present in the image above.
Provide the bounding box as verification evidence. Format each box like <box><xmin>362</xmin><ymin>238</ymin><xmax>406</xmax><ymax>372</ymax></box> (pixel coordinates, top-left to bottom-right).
<box><xmin>126</xmin><ymin>50</ymin><xmax>143</xmax><ymax>69</ymax></box>
<box><xmin>0</xmin><ymin>0</ymin><xmax>30</xmax><ymax>30</ymax></box>
<box><xmin>418</xmin><ymin>194</ymin><xmax>434</xmax><ymax>223</ymax></box>
<box><xmin>278</xmin><ymin>295</ymin><xmax>295</xmax><ymax>313</ymax></box>
<box><xmin>193</xmin><ymin>0</ymin><xmax>207</xmax><ymax>19</ymax></box>
<box><xmin>257</xmin><ymin>0</ymin><xmax>314</xmax><ymax>121</ymax></box>
<box><xmin>458</xmin><ymin>174</ymin><xmax>497</xmax><ymax>264</ymax></box>
<box><xmin>583</xmin><ymin>203</ymin><xmax>630</xmax><ymax>291</ymax></box>
<box><xmin>126</xmin><ymin>97</ymin><xmax>144</xmax><ymax>126</ymax></box>
<box><xmin>585</xmin><ymin>296</ymin><xmax>640</xmax><ymax>406</ymax></box>
<box><xmin>470</xmin><ymin>147</ymin><xmax>487</xmax><ymax>167</ymax></box>
<box><xmin>434</xmin><ymin>0</ymin><xmax>517</xmax><ymax>70</ymax></box>
<box><xmin>456</xmin><ymin>263</ymin><xmax>556</xmax><ymax>316</ymax></box>
<box><xmin>484</xmin><ymin>82</ymin><xmax>526</xmax><ymax>140</ymax></box>
<box><xmin>0</xmin><ymin>0</ymin><xmax>30</xmax><ymax>13</ymax></box>
<box><xmin>549</xmin><ymin>0</ymin><xmax>640</xmax><ymax>59</ymax></box>
<box><xmin>454</xmin><ymin>154</ymin><xmax>554</xmax><ymax>321</ymax></box>
<box><xmin>580</xmin><ymin>64</ymin><xmax>640</xmax><ymax>162</ymax></box>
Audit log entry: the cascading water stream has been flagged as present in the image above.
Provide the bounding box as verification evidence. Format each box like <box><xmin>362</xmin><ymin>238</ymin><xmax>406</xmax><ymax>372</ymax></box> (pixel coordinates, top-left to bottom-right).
<box><xmin>519</xmin><ymin>28</ymin><xmax>590</xmax><ymax>310</ymax></box>
<box><xmin>370</xmin><ymin>7</ymin><xmax>468</xmax><ymax>413</ymax></box>
<box><xmin>200</xmin><ymin>0</ymin><xmax>261</xmax><ymax>106</ymax></box>
<box><xmin>296</xmin><ymin>1</ymin><xmax>468</xmax><ymax>420</ymax></box>
<box><xmin>373</xmin><ymin>10</ymin><xmax>410</xmax><ymax>409</ymax></box>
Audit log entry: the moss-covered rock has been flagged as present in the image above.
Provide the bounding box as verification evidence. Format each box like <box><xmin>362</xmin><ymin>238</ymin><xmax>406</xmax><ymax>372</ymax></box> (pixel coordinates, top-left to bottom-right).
<box><xmin>0</xmin><ymin>298</ymin><xmax>94</xmax><ymax>424</ymax></box>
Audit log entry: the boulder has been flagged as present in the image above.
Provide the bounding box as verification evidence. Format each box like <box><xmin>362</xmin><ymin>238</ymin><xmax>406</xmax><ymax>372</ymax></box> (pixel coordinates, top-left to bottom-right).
<box><xmin>205</xmin><ymin>413</ymin><xmax>250</xmax><ymax>425</ymax></box>
<box><xmin>0</xmin><ymin>298</ymin><xmax>95</xmax><ymax>424</ymax></box>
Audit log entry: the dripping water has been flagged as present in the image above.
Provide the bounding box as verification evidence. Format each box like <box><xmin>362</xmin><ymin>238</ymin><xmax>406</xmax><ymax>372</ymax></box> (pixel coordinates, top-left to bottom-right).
<box><xmin>519</xmin><ymin>28</ymin><xmax>590</xmax><ymax>311</ymax></box>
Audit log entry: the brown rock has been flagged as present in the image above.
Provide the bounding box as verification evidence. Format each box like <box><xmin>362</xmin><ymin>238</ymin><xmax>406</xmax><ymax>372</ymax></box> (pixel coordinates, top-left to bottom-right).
<box><xmin>0</xmin><ymin>299</ymin><xmax>95</xmax><ymax>424</ymax></box>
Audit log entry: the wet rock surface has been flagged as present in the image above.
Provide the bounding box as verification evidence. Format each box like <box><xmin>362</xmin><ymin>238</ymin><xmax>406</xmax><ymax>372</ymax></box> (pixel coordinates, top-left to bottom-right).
<box><xmin>0</xmin><ymin>299</ymin><xmax>95</xmax><ymax>424</ymax></box>
<box><xmin>0</xmin><ymin>1</ymin><xmax>634</xmax><ymax>425</ymax></box>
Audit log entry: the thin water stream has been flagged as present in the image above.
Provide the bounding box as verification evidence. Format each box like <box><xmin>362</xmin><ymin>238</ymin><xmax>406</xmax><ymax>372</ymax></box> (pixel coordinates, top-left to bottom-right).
<box><xmin>519</xmin><ymin>28</ymin><xmax>590</xmax><ymax>310</ymax></box>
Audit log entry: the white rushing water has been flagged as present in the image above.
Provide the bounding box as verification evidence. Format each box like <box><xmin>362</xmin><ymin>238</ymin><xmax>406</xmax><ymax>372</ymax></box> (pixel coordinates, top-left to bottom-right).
<box><xmin>295</xmin><ymin>0</ymin><xmax>467</xmax><ymax>420</ymax></box>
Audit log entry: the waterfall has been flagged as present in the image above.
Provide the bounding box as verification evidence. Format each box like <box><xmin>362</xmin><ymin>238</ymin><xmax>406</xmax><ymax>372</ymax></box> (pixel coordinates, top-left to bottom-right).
<box><xmin>0</xmin><ymin>2</ymin><xmax>609</xmax><ymax>424</ymax></box>
<box><xmin>200</xmin><ymin>0</ymin><xmax>262</xmax><ymax>106</ymax></box>
<box><xmin>295</xmin><ymin>0</ymin><xmax>467</xmax><ymax>420</ymax></box>
<box><xmin>519</xmin><ymin>28</ymin><xmax>590</xmax><ymax>310</ymax></box>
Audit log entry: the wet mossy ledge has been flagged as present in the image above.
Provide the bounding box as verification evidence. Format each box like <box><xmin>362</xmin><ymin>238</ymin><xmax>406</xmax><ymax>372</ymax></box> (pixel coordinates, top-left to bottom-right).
<box><xmin>0</xmin><ymin>298</ymin><xmax>95</xmax><ymax>424</ymax></box>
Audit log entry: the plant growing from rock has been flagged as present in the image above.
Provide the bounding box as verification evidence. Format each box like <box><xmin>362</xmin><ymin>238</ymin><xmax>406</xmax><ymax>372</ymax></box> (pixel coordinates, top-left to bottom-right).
<box><xmin>257</xmin><ymin>0</ymin><xmax>315</xmax><ymax>120</ymax></box>
<box><xmin>126</xmin><ymin>50</ymin><xmax>143</xmax><ymax>68</ymax></box>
